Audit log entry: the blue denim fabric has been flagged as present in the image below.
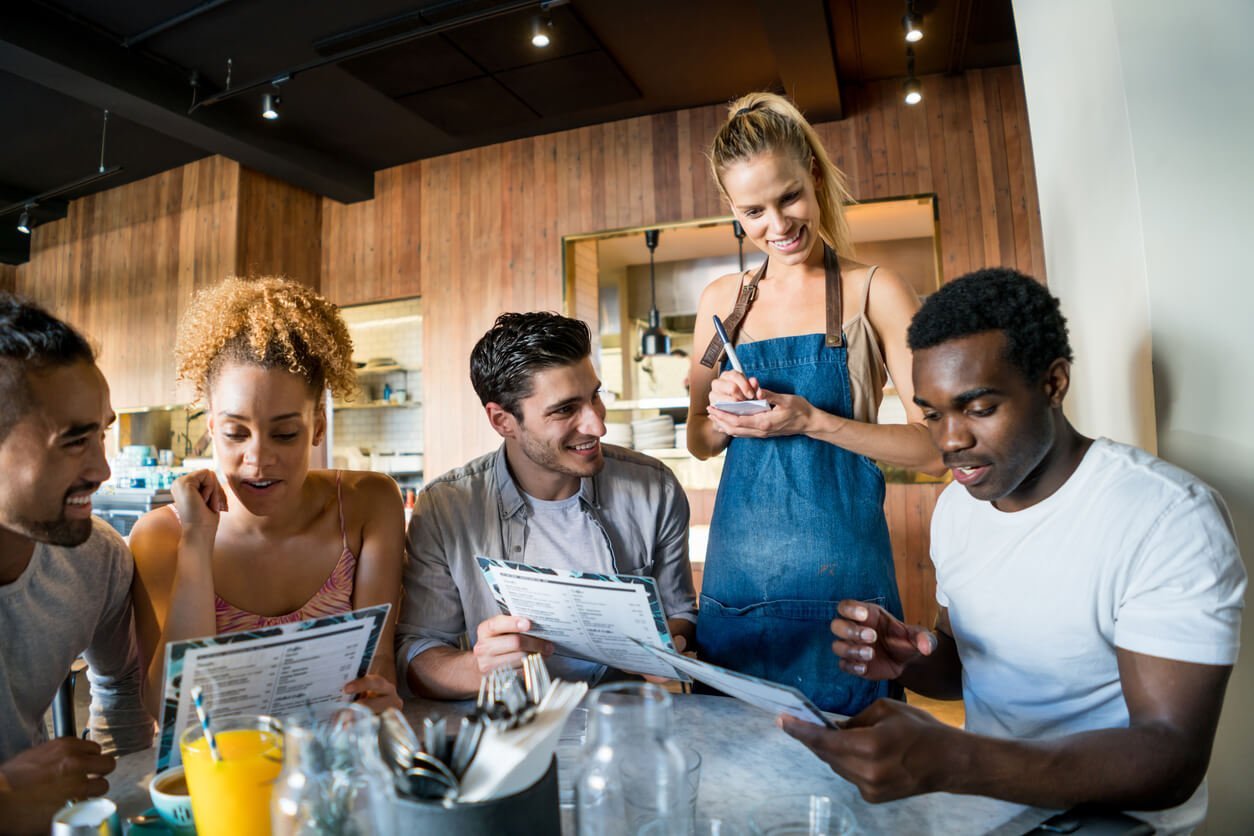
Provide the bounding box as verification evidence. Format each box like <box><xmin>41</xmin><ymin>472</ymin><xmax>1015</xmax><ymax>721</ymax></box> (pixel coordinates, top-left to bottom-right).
<box><xmin>696</xmin><ymin>333</ymin><xmax>903</xmax><ymax>714</ymax></box>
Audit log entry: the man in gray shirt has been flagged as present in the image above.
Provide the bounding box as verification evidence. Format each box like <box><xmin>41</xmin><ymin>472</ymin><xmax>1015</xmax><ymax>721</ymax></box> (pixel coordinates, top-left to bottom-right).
<box><xmin>0</xmin><ymin>295</ymin><xmax>152</xmax><ymax>832</ymax></box>
<box><xmin>398</xmin><ymin>312</ymin><xmax>697</xmax><ymax>698</ymax></box>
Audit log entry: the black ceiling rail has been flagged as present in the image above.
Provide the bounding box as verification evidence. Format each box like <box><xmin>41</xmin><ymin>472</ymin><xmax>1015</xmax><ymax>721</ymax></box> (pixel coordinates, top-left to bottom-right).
<box><xmin>193</xmin><ymin>0</ymin><xmax>568</xmax><ymax>111</ymax></box>
<box><xmin>0</xmin><ymin>165</ymin><xmax>123</xmax><ymax>219</ymax></box>
<box><xmin>122</xmin><ymin>0</ymin><xmax>236</xmax><ymax>49</ymax></box>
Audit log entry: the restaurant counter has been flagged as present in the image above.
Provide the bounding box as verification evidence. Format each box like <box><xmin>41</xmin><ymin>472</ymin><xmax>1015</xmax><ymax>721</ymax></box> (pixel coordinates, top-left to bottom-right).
<box><xmin>105</xmin><ymin>694</ymin><xmax>1055</xmax><ymax>834</ymax></box>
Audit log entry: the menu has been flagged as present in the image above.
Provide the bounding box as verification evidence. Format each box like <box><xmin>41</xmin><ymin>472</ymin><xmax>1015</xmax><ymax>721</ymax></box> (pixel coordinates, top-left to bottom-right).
<box><xmin>155</xmin><ymin>604</ymin><xmax>390</xmax><ymax>770</ymax></box>
<box><xmin>476</xmin><ymin>557</ymin><xmax>687</xmax><ymax>681</ymax></box>
<box><xmin>633</xmin><ymin>639</ymin><xmax>838</xmax><ymax>728</ymax></box>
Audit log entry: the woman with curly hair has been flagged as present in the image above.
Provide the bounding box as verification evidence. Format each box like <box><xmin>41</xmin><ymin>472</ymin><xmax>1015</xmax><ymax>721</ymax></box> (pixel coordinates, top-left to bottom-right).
<box><xmin>687</xmin><ymin>93</ymin><xmax>943</xmax><ymax>714</ymax></box>
<box><xmin>130</xmin><ymin>277</ymin><xmax>404</xmax><ymax>715</ymax></box>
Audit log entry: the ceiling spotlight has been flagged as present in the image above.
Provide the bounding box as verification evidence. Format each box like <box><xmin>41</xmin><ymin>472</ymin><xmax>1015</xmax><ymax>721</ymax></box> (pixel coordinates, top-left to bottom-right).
<box><xmin>261</xmin><ymin>91</ymin><xmax>280</xmax><ymax>120</ymax></box>
<box><xmin>903</xmin><ymin>47</ymin><xmax>922</xmax><ymax>106</ymax></box>
<box><xmin>903</xmin><ymin>77</ymin><xmax>923</xmax><ymax>105</ymax></box>
<box><xmin>17</xmin><ymin>207</ymin><xmax>31</xmax><ymax>235</ymax></box>
<box><xmin>531</xmin><ymin>15</ymin><xmax>552</xmax><ymax>47</ymax></box>
<box><xmin>903</xmin><ymin>2</ymin><xmax>924</xmax><ymax>43</ymax></box>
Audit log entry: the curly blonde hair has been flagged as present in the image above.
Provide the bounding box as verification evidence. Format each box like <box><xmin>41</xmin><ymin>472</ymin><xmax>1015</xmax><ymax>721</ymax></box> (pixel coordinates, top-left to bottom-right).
<box><xmin>710</xmin><ymin>92</ymin><xmax>856</xmax><ymax>256</ymax></box>
<box><xmin>176</xmin><ymin>277</ymin><xmax>358</xmax><ymax>404</ymax></box>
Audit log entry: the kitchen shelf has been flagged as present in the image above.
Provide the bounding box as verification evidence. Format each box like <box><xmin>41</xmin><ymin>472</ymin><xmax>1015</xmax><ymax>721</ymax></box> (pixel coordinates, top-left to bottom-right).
<box><xmin>333</xmin><ymin>400</ymin><xmax>421</xmax><ymax>410</ymax></box>
<box><xmin>355</xmin><ymin>364</ymin><xmax>416</xmax><ymax>375</ymax></box>
<box><xmin>604</xmin><ymin>397</ymin><xmax>689</xmax><ymax>411</ymax></box>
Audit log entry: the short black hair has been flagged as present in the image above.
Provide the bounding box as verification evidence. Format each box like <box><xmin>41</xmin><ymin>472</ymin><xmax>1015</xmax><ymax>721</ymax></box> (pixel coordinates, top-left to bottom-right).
<box><xmin>470</xmin><ymin>312</ymin><xmax>592</xmax><ymax>418</ymax></box>
<box><xmin>0</xmin><ymin>292</ymin><xmax>96</xmax><ymax>441</ymax></box>
<box><xmin>907</xmin><ymin>268</ymin><xmax>1073</xmax><ymax>381</ymax></box>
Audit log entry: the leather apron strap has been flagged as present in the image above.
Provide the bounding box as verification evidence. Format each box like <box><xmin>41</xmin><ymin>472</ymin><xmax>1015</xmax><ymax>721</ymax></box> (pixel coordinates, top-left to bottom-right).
<box><xmin>699</xmin><ymin>245</ymin><xmax>844</xmax><ymax>367</ymax></box>
<box><xmin>699</xmin><ymin>259</ymin><xmax>768</xmax><ymax>368</ymax></box>
<box><xmin>824</xmin><ymin>244</ymin><xmax>844</xmax><ymax>348</ymax></box>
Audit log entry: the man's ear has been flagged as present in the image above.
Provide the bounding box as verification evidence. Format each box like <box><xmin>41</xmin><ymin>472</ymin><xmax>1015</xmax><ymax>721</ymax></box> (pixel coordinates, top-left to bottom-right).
<box><xmin>485</xmin><ymin>402</ymin><xmax>518</xmax><ymax>440</ymax></box>
<box><xmin>1042</xmin><ymin>358</ymin><xmax>1071</xmax><ymax>407</ymax></box>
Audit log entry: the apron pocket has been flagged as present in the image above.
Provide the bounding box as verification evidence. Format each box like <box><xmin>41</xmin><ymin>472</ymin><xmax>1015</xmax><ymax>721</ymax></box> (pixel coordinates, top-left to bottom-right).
<box><xmin>696</xmin><ymin>594</ymin><xmax>889</xmax><ymax>714</ymax></box>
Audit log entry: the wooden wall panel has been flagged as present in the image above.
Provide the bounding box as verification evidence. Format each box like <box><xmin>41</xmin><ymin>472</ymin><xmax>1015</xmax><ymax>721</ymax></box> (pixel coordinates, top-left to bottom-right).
<box><xmin>885</xmin><ymin>482</ymin><xmax>946</xmax><ymax>628</ymax></box>
<box><xmin>0</xmin><ymin>264</ymin><xmax>16</xmax><ymax>294</ymax></box>
<box><xmin>236</xmin><ymin>167</ymin><xmax>322</xmax><ymax>287</ymax></box>
<box><xmin>320</xmin><ymin>65</ymin><xmax>1042</xmax><ymax>477</ymax></box>
<box><xmin>15</xmin><ymin>156</ymin><xmax>241</xmax><ymax>407</ymax></box>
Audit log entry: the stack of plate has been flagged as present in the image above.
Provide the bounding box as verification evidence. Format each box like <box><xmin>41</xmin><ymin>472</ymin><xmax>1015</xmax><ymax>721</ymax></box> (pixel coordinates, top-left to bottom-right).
<box><xmin>631</xmin><ymin>415</ymin><xmax>676</xmax><ymax>450</ymax></box>
<box><xmin>603</xmin><ymin>423</ymin><xmax>633</xmax><ymax>449</ymax></box>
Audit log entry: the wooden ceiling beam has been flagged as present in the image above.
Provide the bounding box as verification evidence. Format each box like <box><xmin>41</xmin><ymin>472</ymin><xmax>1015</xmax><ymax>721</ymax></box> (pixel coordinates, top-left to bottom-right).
<box><xmin>754</xmin><ymin>0</ymin><xmax>843</xmax><ymax>121</ymax></box>
<box><xmin>0</xmin><ymin>5</ymin><xmax>374</xmax><ymax>203</ymax></box>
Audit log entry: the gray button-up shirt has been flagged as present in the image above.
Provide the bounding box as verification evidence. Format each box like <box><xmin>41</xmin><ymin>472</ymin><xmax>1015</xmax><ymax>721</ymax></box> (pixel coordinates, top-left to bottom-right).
<box><xmin>396</xmin><ymin>444</ymin><xmax>696</xmax><ymax>686</ymax></box>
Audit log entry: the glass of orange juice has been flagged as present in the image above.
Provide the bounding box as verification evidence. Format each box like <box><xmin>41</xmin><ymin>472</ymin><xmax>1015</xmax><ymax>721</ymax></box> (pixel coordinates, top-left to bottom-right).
<box><xmin>180</xmin><ymin>715</ymin><xmax>283</xmax><ymax>836</ymax></box>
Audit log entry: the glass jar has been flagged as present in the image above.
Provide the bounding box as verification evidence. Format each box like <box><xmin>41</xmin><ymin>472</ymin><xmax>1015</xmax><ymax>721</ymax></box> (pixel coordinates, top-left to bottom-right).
<box><xmin>271</xmin><ymin>706</ymin><xmax>396</xmax><ymax>836</ymax></box>
<box><xmin>576</xmin><ymin>682</ymin><xmax>690</xmax><ymax>836</ymax></box>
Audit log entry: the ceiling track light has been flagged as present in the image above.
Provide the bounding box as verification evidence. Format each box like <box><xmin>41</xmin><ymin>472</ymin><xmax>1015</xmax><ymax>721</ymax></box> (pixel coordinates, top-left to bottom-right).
<box><xmin>903</xmin><ymin>47</ymin><xmax>923</xmax><ymax>106</ymax></box>
<box><xmin>903</xmin><ymin>1</ymin><xmax>924</xmax><ymax>43</ymax></box>
<box><xmin>0</xmin><ymin>110</ymin><xmax>123</xmax><ymax>232</ymax></box>
<box><xmin>531</xmin><ymin>14</ymin><xmax>552</xmax><ymax>47</ymax></box>
<box><xmin>261</xmin><ymin>90</ymin><xmax>280</xmax><ymax>120</ymax></box>
<box><xmin>640</xmin><ymin>229</ymin><xmax>671</xmax><ymax>358</ymax></box>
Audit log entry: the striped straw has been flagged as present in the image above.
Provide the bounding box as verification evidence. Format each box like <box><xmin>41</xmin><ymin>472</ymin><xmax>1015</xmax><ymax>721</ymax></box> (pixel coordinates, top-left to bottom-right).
<box><xmin>190</xmin><ymin>686</ymin><xmax>221</xmax><ymax>763</ymax></box>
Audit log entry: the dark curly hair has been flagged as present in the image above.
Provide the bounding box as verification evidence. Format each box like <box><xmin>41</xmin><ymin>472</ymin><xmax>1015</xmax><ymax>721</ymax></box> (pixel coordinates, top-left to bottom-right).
<box><xmin>470</xmin><ymin>312</ymin><xmax>591</xmax><ymax>418</ymax></box>
<box><xmin>0</xmin><ymin>292</ymin><xmax>96</xmax><ymax>441</ymax></box>
<box><xmin>907</xmin><ymin>268</ymin><xmax>1073</xmax><ymax>381</ymax></box>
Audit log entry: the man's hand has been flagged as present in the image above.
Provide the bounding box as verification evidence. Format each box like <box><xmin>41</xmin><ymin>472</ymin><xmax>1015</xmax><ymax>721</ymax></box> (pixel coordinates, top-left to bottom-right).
<box><xmin>779</xmin><ymin>699</ymin><xmax>955</xmax><ymax>803</ymax></box>
<box><xmin>472</xmin><ymin>615</ymin><xmax>554</xmax><ymax>674</ymax></box>
<box><xmin>0</xmin><ymin>739</ymin><xmax>117</xmax><ymax>834</ymax></box>
<box><xmin>830</xmin><ymin>600</ymin><xmax>937</xmax><ymax>680</ymax></box>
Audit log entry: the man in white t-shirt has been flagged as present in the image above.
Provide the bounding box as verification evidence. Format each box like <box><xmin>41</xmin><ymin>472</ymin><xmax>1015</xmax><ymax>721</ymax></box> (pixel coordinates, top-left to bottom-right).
<box><xmin>779</xmin><ymin>268</ymin><xmax>1245</xmax><ymax>832</ymax></box>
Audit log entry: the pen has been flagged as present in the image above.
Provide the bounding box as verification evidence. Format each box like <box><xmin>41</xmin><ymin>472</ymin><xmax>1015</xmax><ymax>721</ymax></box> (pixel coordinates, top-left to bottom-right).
<box><xmin>712</xmin><ymin>315</ymin><xmax>745</xmax><ymax>375</ymax></box>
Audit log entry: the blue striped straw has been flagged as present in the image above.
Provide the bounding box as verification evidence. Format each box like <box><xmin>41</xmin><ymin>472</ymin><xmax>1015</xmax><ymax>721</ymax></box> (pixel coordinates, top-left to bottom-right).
<box><xmin>190</xmin><ymin>686</ymin><xmax>221</xmax><ymax>763</ymax></box>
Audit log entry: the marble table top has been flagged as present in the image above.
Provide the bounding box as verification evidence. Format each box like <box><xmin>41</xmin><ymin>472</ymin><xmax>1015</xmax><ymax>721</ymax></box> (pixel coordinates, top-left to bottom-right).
<box><xmin>105</xmin><ymin>693</ymin><xmax>1055</xmax><ymax>834</ymax></box>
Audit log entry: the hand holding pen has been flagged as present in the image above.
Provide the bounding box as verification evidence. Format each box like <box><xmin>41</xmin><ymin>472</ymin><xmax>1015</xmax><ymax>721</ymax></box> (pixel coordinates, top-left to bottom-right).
<box><xmin>711</xmin><ymin>315</ymin><xmax>770</xmax><ymax>414</ymax></box>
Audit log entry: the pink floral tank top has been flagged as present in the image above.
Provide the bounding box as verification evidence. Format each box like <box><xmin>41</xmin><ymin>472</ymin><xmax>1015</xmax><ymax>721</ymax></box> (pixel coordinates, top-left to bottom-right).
<box><xmin>169</xmin><ymin>471</ymin><xmax>358</xmax><ymax>634</ymax></box>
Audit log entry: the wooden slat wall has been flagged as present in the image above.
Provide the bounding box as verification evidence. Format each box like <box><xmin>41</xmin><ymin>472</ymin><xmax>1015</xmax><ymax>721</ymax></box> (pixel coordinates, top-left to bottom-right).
<box><xmin>12</xmin><ymin>157</ymin><xmax>239</xmax><ymax>407</ymax></box>
<box><xmin>884</xmin><ymin>482</ymin><xmax>946</xmax><ymax>628</ymax></box>
<box><xmin>9</xmin><ymin>156</ymin><xmax>321</xmax><ymax>407</ymax></box>
<box><xmin>0</xmin><ymin>264</ymin><xmax>15</xmax><ymax>294</ymax></box>
<box><xmin>236</xmin><ymin>167</ymin><xmax>322</xmax><ymax>287</ymax></box>
<box><xmin>320</xmin><ymin>66</ymin><xmax>1042</xmax><ymax>478</ymax></box>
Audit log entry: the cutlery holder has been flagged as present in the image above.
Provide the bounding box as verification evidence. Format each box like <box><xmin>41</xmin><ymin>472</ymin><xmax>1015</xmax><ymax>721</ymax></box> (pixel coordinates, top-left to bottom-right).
<box><xmin>393</xmin><ymin>756</ymin><xmax>560</xmax><ymax>835</ymax></box>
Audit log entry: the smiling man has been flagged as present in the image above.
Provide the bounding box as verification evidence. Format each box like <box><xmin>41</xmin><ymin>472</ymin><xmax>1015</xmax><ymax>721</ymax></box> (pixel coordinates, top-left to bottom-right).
<box><xmin>779</xmin><ymin>269</ymin><xmax>1245</xmax><ymax>832</ymax></box>
<box><xmin>398</xmin><ymin>312</ymin><xmax>696</xmax><ymax>698</ymax></box>
<box><xmin>0</xmin><ymin>294</ymin><xmax>152</xmax><ymax>833</ymax></box>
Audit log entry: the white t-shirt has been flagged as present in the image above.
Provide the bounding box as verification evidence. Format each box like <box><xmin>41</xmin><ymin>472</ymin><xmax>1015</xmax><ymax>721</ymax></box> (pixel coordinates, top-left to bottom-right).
<box><xmin>931</xmin><ymin>438</ymin><xmax>1245</xmax><ymax>833</ymax></box>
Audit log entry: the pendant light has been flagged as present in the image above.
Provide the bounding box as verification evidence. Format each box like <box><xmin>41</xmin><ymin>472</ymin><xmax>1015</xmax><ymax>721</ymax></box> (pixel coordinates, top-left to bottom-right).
<box><xmin>732</xmin><ymin>220</ymin><xmax>746</xmax><ymax>271</ymax></box>
<box><xmin>640</xmin><ymin>229</ymin><xmax>671</xmax><ymax>356</ymax></box>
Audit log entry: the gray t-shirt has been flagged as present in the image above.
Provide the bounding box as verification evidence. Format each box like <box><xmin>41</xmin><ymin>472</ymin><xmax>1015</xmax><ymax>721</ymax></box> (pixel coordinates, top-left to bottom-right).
<box><xmin>0</xmin><ymin>518</ymin><xmax>153</xmax><ymax>760</ymax></box>
<box><xmin>521</xmin><ymin>491</ymin><xmax>615</xmax><ymax>683</ymax></box>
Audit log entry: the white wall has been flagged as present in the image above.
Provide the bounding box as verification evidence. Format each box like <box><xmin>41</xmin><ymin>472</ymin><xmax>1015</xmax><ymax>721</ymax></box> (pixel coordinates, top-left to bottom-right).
<box><xmin>1014</xmin><ymin>1</ymin><xmax>1254</xmax><ymax>830</ymax></box>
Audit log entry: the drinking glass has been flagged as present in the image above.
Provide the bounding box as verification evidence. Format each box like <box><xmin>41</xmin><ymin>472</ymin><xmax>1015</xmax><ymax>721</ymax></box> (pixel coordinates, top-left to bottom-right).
<box><xmin>749</xmin><ymin>794</ymin><xmax>859</xmax><ymax>836</ymax></box>
<box><xmin>180</xmin><ymin>715</ymin><xmax>283</xmax><ymax>836</ymax></box>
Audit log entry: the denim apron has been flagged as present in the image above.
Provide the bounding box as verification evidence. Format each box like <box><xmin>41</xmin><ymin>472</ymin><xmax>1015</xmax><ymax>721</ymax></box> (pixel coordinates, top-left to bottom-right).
<box><xmin>695</xmin><ymin>247</ymin><xmax>903</xmax><ymax>714</ymax></box>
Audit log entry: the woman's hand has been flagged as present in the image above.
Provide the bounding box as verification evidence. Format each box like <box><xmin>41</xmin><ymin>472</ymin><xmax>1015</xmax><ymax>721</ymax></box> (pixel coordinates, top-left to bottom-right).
<box><xmin>171</xmin><ymin>469</ymin><xmax>227</xmax><ymax>540</ymax></box>
<box><xmin>708</xmin><ymin>387</ymin><xmax>816</xmax><ymax>438</ymax></box>
<box><xmin>343</xmin><ymin>673</ymin><xmax>402</xmax><ymax>713</ymax></box>
<box><xmin>708</xmin><ymin>369</ymin><xmax>762</xmax><ymax>404</ymax></box>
